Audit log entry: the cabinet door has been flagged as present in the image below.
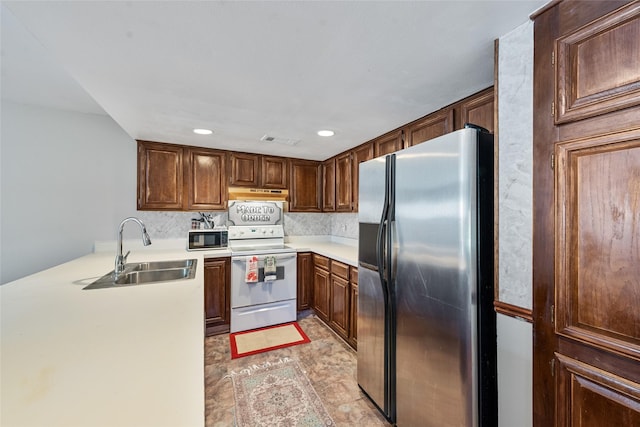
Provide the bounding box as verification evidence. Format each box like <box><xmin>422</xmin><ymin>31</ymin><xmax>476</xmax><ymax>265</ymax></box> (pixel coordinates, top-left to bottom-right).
<box><xmin>335</xmin><ymin>152</ymin><xmax>353</xmax><ymax>212</ymax></box>
<box><xmin>374</xmin><ymin>130</ymin><xmax>403</xmax><ymax>157</ymax></box>
<box><xmin>533</xmin><ymin>3</ymin><xmax>640</xmax><ymax>425</ymax></box>
<box><xmin>261</xmin><ymin>156</ymin><xmax>288</xmax><ymax>189</ymax></box>
<box><xmin>313</xmin><ymin>266</ymin><xmax>330</xmax><ymax>322</ymax></box>
<box><xmin>351</xmin><ymin>142</ymin><xmax>374</xmax><ymax>212</ymax></box>
<box><xmin>348</xmin><ymin>266</ymin><xmax>358</xmax><ymax>349</ymax></box>
<box><xmin>330</xmin><ymin>269</ymin><xmax>350</xmax><ymax>341</ymax></box>
<box><xmin>289</xmin><ymin>159</ymin><xmax>322</xmax><ymax>212</ymax></box>
<box><xmin>456</xmin><ymin>87</ymin><xmax>494</xmax><ymax>132</ymax></box>
<box><xmin>204</xmin><ymin>258</ymin><xmax>231</xmax><ymax>336</ymax></box>
<box><xmin>137</xmin><ymin>141</ymin><xmax>184</xmax><ymax>210</ymax></box>
<box><xmin>322</xmin><ymin>158</ymin><xmax>336</xmax><ymax>212</ymax></box>
<box><xmin>187</xmin><ymin>148</ymin><xmax>227</xmax><ymax>211</ymax></box>
<box><xmin>296</xmin><ymin>252</ymin><xmax>313</xmax><ymax>312</ymax></box>
<box><xmin>230</xmin><ymin>153</ymin><xmax>260</xmax><ymax>187</ymax></box>
<box><xmin>406</xmin><ymin>109</ymin><xmax>454</xmax><ymax>148</ymax></box>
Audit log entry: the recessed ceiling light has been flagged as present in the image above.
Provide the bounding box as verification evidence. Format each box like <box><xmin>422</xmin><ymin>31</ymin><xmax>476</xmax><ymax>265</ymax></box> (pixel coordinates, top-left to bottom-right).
<box><xmin>317</xmin><ymin>130</ymin><xmax>335</xmax><ymax>137</ymax></box>
<box><xmin>193</xmin><ymin>128</ymin><xmax>213</xmax><ymax>135</ymax></box>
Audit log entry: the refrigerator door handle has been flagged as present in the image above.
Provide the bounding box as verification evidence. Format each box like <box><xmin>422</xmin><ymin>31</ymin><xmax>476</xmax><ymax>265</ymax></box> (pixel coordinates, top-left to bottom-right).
<box><xmin>376</xmin><ymin>155</ymin><xmax>391</xmax><ymax>300</ymax></box>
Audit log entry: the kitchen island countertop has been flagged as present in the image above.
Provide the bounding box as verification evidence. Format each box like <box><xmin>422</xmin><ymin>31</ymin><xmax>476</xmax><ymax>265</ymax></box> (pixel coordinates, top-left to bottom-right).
<box><xmin>0</xmin><ymin>248</ymin><xmax>206</xmax><ymax>427</ymax></box>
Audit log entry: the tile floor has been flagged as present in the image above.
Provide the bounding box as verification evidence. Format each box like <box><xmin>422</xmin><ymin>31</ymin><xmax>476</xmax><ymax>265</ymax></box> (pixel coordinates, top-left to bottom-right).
<box><xmin>205</xmin><ymin>312</ymin><xmax>391</xmax><ymax>426</ymax></box>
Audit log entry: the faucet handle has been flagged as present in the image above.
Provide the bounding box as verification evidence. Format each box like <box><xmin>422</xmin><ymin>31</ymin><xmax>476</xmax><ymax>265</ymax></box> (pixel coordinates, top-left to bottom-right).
<box><xmin>123</xmin><ymin>250</ymin><xmax>130</xmax><ymax>264</ymax></box>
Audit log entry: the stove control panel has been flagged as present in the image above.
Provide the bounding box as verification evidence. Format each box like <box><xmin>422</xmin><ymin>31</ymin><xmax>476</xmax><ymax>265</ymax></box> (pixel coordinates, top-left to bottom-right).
<box><xmin>228</xmin><ymin>225</ymin><xmax>284</xmax><ymax>240</ymax></box>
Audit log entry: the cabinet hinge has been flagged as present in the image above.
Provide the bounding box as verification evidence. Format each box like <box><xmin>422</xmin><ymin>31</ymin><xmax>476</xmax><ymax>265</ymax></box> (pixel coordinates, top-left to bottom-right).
<box><xmin>550</xmin><ymin>358</ymin><xmax>555</xmax><ymax>377</ymax></box>
<box><xmin>551</xmin><ymin>51</ymin><xmax>555</xmax><ymax>66</ymax></box>
<box><xmin>551</xmin><ymin>101</ymin><xmax>555</xmax><ymax>117</ymax></box>
<box><xmin>550</xmin><ymin>304</ymin><xmax>555</xmax><ymax>324</ymax></box>
<box><xmin>551</xmin><ymin>153</ymin><xmax>555</xmax><ymax>170</ymax></box>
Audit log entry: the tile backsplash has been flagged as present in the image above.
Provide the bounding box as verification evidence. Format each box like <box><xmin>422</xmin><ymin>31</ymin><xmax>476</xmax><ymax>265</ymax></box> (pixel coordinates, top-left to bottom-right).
<box><xmin>135</xmin><ymin>211</ymin><xmax>358</xmax><ymax>240</ymax></box>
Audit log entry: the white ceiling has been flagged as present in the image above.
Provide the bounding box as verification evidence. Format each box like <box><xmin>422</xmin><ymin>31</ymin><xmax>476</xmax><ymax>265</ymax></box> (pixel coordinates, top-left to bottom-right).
<box><xmin>2</xmin><ymin>1</ymin><xmax>546</xmax><ymax>161</ymax></box>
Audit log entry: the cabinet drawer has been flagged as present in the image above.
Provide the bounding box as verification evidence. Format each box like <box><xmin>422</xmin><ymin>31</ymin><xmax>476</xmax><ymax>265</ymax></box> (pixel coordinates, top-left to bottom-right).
<box><xmin>331</xmin><ymin>260</ymin><xmax>350</xmax><ymax>280</ymax></box>
<box><xmin>313</xmin><ymin>254</ymin><xmax>330</xmax><ymax>271</ymax></box>
<box><xmin>350</xmin><ymin>266</ymin><xmax>358</xmax><ymax>286</ymax></box>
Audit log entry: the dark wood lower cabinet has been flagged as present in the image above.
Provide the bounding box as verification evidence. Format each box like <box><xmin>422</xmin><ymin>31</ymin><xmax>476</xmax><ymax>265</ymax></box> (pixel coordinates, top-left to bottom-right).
<box><xmin>348</xmin><ymin>266</ymin><xmax>358</xmax><ymax>349</ymax></box>
<box><xmin>311</xmin><ymin>254</ymin><xmax>357</xmax><ymax>349</ymax></box>
<box><xmin>204</xmin><ymin>257</ymin><xmax>230</xmax><ymax>336</ymax></box>
<box><xmin>329</xmin><ymin>274</ymin><xmax>349</xmax><ymax>340</ymax></box>
<box><xmin>296</xmin><ymin>252</ymin><xmax>313</xmax><ymax>311</ymax></box>
<box><xmin>312</xmin><ymin>261</ymin><xmax>330</xmax><ymax>322</ymax></box>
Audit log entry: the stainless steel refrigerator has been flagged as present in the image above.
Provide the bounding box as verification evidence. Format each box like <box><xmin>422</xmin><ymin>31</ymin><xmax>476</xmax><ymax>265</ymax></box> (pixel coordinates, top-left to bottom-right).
<box><xmin>357</xmin><ymin>126</ymin><xmax>497</xmax><ymax>426</ymax></box>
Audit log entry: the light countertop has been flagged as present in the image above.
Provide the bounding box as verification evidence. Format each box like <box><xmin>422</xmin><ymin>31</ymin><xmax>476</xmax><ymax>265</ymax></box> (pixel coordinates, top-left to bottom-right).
<box><xmin>0</xmin><ymin>236</ymin><xmax>357</xmax><ymax>427</ymax></box>
<box><xmin>0</xmin><ymin>248</ymin><xmax>205</xmax><ymax>427</ymax></box>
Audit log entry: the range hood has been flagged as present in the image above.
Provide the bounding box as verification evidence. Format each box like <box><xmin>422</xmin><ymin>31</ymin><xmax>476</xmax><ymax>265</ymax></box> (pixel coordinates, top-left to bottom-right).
<box><xmin>228</xmin><ymin>187</ymin><xmax>289</xmax><ymax>203</ymax></box>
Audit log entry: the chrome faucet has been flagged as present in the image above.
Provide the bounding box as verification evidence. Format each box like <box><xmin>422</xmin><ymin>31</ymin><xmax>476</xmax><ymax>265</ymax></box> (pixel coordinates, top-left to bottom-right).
<box><xmin>114</xmin><ymin>217</ymin><xmax>152</xmax><ymax>278</ymax></box>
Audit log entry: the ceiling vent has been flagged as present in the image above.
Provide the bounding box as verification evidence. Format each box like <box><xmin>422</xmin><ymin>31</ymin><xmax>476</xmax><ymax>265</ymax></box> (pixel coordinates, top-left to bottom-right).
<box><xmin>260</xmin><ymin>134</ymin><xmax>301</xmax><ymax>146</ymax></box>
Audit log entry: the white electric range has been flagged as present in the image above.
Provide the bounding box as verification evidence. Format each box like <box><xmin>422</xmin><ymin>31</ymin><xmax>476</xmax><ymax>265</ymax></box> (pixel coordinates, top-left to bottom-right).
<box><xmin>227</xmin><ymin>201</ymin><xmax>297</xmax><ymax>333</ymax></box>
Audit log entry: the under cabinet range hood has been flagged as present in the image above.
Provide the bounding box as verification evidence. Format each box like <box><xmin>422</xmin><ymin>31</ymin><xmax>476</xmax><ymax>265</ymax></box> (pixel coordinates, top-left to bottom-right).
<box><xmin>228</xmin><ymin>187</ymin><xmax>289</xmax><ymax>204</ymax></box>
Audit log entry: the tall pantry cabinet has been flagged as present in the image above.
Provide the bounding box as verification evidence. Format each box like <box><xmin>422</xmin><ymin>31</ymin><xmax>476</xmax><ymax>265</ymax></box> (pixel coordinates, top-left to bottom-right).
<box><xmin>532</xmin><ymin>2</ymin><xmax>640</xmax><ymax>426</ymax></box>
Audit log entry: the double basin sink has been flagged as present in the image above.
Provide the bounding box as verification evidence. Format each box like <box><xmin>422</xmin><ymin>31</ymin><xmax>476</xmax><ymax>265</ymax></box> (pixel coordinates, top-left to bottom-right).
<box><xmin>84</xmin><ymin>259</ymin><xmax>197</xmax><ymax>290</ymax></box>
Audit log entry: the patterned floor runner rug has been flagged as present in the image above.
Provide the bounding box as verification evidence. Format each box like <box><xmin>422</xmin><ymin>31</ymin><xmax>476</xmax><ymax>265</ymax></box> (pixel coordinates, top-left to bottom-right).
<box><xmin>230</xmin><ymin>358</ymin><xmax>335</xmax><ymax>426</ymax></box>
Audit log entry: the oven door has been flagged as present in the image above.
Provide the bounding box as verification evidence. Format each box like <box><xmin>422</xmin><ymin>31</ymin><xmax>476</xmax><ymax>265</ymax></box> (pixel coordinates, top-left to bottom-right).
<box><xmin>230</xmin><ymin>252</ymin><xmax>297</xmax><ymax>333</ymax></box>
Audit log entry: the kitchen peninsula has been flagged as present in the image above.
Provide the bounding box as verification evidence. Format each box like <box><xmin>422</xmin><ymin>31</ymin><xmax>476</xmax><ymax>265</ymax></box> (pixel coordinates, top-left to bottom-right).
<box><xmin>0</xmin><ymin>237</ymin><xmax>356</xmax><ymax>427</ymax></box>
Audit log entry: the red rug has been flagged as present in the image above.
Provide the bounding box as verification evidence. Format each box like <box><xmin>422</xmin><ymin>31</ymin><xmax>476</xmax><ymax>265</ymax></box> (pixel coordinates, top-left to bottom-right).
<box><xmin>230</xmin><ymin>322</ymin><xmax>311</xmax><ymax>359</ymax></box>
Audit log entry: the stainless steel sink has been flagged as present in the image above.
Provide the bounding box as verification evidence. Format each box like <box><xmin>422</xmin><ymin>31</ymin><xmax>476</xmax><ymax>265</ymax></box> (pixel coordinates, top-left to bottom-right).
<box><xmin>84</xmin><ymin>259</ymin><xmax>197</xmax><ymax>290</ymax></box>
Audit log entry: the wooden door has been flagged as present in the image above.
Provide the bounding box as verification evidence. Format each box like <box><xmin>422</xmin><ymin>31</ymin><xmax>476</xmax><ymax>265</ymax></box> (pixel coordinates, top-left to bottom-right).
<box><xmin>374</xmin><ymin>129</ymin><xmax>403</xmax><ymax>157</ymax></box>
<box><xmin>296</xmin><ymin>252</ymin><xmax>313</xmax><ymax>312</ymax></box>
<box><xmin>335</xmin><ymin>152</ymin><xmax>353</xmax><ymax>212</ymax></box>
<box><xmin>261</xmin><ymin>156</ymin><xmax>288</xmax><ymax>189</ymax></box>
<box><xmin>456</xmin><ymin>87</ymin><xmax>495</xmax><ymax>132</ymax></box>
<box><xmin>204</xmin><ymin>258</ymin><xmax>230</xmax><ymax>336</ymax></box>
<box><xmin>137</xmin><ymin>140</ymin><xmax>183</xmax><ymax>210</ymax></box>
<box><xmin>289</xmin><ymin>159</ymin><xmax>322</xmax><ymax>212</ymax></box>
<box><xmin>229</xmin><ymin>152</ymin><xmax>259</xmax><ymax>187</ymax></box>
<box><xmin>533</xmin><ymin>2</ymin><xmax>640</xmax><ymax>426</ymax></box>
<box><xmin>186</xmin><ymin>148</ymin><xmax>227</xmax><ymax>211</ymax></box>
<box><xmin>322</xmin><ymin>158</ymin><xmax>336</xmax><ymax>212</ymax></box>
<box><xmin>405</xmin><ymin>109</ymin><xmax>454</xmax><ymax>148</ymax></box>
<box><xmin>351</xmin><ymin>142</ymin><xmax>374</xmax><ymax>212</ymax></box>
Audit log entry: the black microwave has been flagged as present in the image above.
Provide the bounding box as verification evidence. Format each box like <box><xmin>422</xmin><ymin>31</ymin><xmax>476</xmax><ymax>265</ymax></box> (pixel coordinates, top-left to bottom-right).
<box><xmin>187</xmin><ymin>229</ymin><xmax>228</xmax><ymax>251</ymax></box>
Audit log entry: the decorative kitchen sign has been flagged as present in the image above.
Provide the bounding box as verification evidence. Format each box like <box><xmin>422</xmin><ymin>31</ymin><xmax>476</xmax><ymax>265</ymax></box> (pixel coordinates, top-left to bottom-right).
<box><xmin>228</xmin><ymin>201</ymin><xmax>283</xmax><ymax>226</ymax></box>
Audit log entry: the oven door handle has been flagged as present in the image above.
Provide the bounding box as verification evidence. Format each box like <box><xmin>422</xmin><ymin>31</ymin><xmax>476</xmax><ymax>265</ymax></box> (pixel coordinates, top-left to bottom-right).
<box><xmin>231</xmin><ymin>253</ymin><xmax>297</xmax><ymax>262</ymax></box>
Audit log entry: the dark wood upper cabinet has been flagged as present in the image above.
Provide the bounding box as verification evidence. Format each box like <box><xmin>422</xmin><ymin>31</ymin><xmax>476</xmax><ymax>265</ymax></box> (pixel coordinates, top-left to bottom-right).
<box><xmin>351</xmin><ymin>142</ymin><xmax>374</xmax><ymax>212</ymax></box>
<box><xmin>137</xmin><ymin>141</ymin><xmax>184</xmax><ymax>210</ymax></box>
<box><xmin>229</xmin><ymin>153</ymin><xmax>288</xmax><ymax>189</ymax></box>
<box><xmin>229</xmin><ymin>152</ymin><xmax>259</xmax><ymax>187</ymax></box>
<box><xmin>406</xmin><ymin>109</ymin><xmax>454</xmax><ymax>148</ymax></box>
<box><xmin>456</xmin><ymin>87</ymin><xmax>495</xmax><ymax>132</ymax></box>
<box><xmin>322</xmin><ymin>158</ymin><xmax>336</xmax><ymax>212</ymax></box>
<box><xmin>261</xmin><ymin>156</ymin><xmax>288</xmax><ymax>189</ymax></box>
<box><xmin>555</xmin><ymin>5</ymin><xmax>640</xmax><ymax>124</ymax></box>
<box><xmin>186</xmin><ymin>148</ymin><xmax>227</xmax><ymax>211</ymax></box>
<box><xmin>289</xmin><ymin>159</ymin><xmax>322</xmax><ymax>212</ymax></box>
<box><xmin>374</xmin><ymin>129</ymin><xmax>403</xmax><ymax>157</ymax></box>
<box><xmin>138</xmin><ymin>140</ymin><xmax>227</xmax><ymax>211</ymax></box>
<box><xmin>335</xmin><ymin>152</ymin><xmax>353</xmax><ymax>212</ymax></box>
